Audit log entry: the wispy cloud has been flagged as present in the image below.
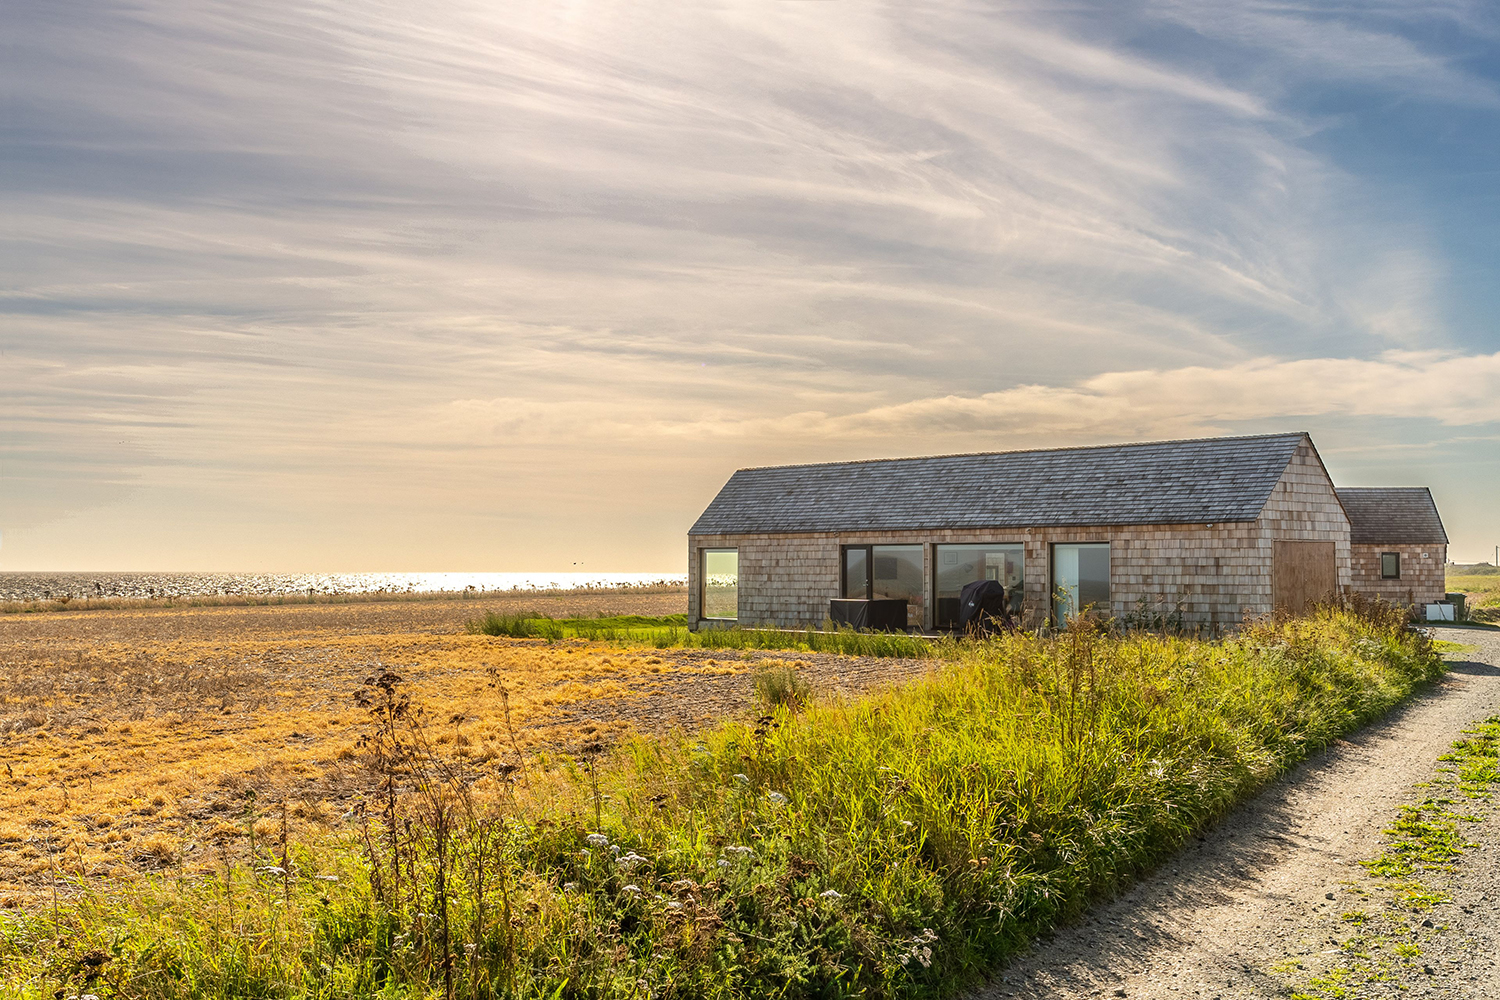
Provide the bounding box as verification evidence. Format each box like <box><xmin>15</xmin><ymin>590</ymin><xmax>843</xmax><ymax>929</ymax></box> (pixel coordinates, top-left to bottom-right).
<box><xmin>427</xmin><ymin>348</ymin><xmax>1500</xmax><ymax>445</ymax></box>
<box><xmin>3</xmin><ymin>0</ymin><xmax>1498</xmax><ymax>567</ymax></box>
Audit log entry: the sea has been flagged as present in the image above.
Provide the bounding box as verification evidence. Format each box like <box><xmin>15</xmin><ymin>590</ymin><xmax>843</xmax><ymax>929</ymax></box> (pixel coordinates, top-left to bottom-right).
<box><xmin>0</xmin><ymin>572</ymin><xmax>686</xmax><ymax>603</ymax></box>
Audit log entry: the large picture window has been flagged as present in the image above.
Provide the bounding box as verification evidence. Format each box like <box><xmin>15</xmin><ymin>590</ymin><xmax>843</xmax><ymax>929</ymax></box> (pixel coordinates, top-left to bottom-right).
<box><xmin>934</xmin><ymin>544</ymin><xmax>1024</xmax><ymax>628</ymax></box>
<box><xmin>842</xmin><ymin>544</ymin><xmax>924</xmax><ymax>627</ymax></box>
<box><xmin>701</xmin><ymin>548</ymin><xmax>739</xmax><ymax>620</ymax></box>
<box><xmin>1052</xmin><ymin>543</ymin><xmax>1110</xmax><ymax>624</ymax></box>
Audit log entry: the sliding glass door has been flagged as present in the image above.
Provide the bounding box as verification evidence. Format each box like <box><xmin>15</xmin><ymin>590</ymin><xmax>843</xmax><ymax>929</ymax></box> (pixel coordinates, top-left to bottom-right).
<box><xmin>842</xmin><ymin>544</ymin><xmax>924</xmax><ymax>628</ymax></box>
<box><xmin>1052</xmin><ymin>543</ymin><xmax>1110</xmax><ymax>624</ymax></box>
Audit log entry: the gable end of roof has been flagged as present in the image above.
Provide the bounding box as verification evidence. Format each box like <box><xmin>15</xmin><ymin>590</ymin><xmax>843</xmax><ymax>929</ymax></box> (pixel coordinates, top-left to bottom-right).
<box><xmin>1335</xmin><ymin>487</ymin><xmax>1448</xmax><ymax>545</ymax></box>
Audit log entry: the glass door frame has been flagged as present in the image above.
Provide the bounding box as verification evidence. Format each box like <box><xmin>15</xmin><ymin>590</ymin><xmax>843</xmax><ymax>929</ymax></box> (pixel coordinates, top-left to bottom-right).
<box><xmin>1050</xmin><ymin>541</ymin><xmax>1111</xmax><ymax>626</ymax></box>
<box><xmin>841</xmin><ymin>543</ymin><xmax>927</xmax><ymax>628</ymax></box>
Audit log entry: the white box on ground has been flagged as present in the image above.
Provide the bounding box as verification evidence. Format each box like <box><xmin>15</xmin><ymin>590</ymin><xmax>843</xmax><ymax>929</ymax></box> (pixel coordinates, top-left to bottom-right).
<box><xmin>1426</xmin><ymin>603</ymin><xmax>1455</xmax><ymax>621</ymax></box>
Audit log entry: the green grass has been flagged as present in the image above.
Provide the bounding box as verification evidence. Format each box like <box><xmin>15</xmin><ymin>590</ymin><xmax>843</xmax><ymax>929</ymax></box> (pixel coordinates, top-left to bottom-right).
<box><xmin>1</xmin><ymin>606</ymin><xmax>1445</xmax><ymax>1000</ymax></box>
<box><xmin>467</xmin><ymin>611</ymin><xmax>691</xmax><ymax>640</ymax></box>
<box><xmin>468</xmin><ymin>612</ymin><xmax>945</xmax><ymax>657</ymax></box>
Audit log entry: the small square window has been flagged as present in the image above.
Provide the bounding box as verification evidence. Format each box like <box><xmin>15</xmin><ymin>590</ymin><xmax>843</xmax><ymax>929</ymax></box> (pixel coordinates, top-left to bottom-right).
<box><xmin>1380</xmin><ymin>552</ymin><xmax>1400</xmax><ymax>579</ymax></box>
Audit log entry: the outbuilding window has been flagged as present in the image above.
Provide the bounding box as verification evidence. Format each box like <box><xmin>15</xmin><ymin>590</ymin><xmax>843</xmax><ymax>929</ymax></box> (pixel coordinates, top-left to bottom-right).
<box><xmin>701</xmin><ymin>548</ymin><xmax>739</xmax><ymax>620</ymax></box>
<box><xmin>1052</xmin><ymin>542</ymin><xmax>1110</xmax><ymax>624</ymax></box>
<box><xmin>1381</xmin><ymin>552</ymin><xmax>1401</xmax><ymax>579</ymax></box>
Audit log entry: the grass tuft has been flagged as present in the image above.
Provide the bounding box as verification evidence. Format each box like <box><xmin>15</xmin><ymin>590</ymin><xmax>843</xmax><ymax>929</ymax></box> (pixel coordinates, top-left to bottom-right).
<box><xmin>753</xmin><ymin>664</ymin><xmax>811</xmax><ymax>712</ymax></box>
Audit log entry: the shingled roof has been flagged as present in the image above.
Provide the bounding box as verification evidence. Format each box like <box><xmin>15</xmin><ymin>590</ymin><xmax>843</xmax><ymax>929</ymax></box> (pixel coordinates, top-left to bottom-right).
<box><xmin>1335</xmin><ymin>487</ymin><xmax>1448</xmax><ymax>545</ymax></box>
<box><xmin>691</xmin><ymin>432</ymin><xmax>1312</xmax><ymax>535</ymax></box>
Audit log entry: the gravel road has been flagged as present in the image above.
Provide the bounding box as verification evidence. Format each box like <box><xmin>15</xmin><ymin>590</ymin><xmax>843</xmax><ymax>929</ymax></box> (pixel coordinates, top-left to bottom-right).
<box><xmin>976</xmin><ymin>627</ymin><xmax>1500</xmax><ymax>1000</ymax></box>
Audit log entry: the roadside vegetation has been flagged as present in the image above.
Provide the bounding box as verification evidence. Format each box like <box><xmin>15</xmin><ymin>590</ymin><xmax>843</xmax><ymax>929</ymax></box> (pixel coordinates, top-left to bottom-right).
<box><xmin>468</xmin><ymin>612</ymin><xmax>945</xmax><ymax>658</ymax></box>
<box><xmin>0</xmin><ymin>601</ymin><xmax>1444</xmax><ymax>1000</ymax></box>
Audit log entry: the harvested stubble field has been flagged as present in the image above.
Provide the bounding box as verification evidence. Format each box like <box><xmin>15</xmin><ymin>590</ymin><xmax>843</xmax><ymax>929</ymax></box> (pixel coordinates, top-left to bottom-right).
<box><xmin>0</xmin><ymin>592</ymin><xmax>928</xmax><ymax>906</ymax></box>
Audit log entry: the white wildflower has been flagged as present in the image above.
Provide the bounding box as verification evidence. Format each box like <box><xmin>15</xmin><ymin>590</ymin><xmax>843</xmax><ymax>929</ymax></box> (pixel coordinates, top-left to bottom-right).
<box><xmin>616</xmin><ymin>852</ymin><xmax>648</xmax><ymax>871</ymax></box>
<box><xmin>818</xmin><ymin>889</ymin><xmax>843</xmax><ymax>901</ymax></box>
<box><xmin>766</xmin><ymin>791</ymin><xmax>788</xmax><ymax>805</ymax></box>
<box><xmin>562</xmin><ymin>881</ymin><xmax>578</xmax><ymax>891</ymax></box>
<box><xmin>723</xmin><ymin>845</ymin><xmax>755</xmax><ymax>861</ymax></box>
<box><xmin>732</xmin><ymin>773</ymin><xmax>749</xmax><ymax>784</ymax></box>
<box><xmin>611</xmin><ymin>843</ymin><xmax>621</xmax><ymax>855</ymax></box>
<box><xmin>585</xmin><ymin>833</ymin><xmax>610</xmax><ymax>848</ymax></box>
<box><xmin>621</xmin><ymin>884</ymin><xmax>641</xmax><ymax>894</ymax></box>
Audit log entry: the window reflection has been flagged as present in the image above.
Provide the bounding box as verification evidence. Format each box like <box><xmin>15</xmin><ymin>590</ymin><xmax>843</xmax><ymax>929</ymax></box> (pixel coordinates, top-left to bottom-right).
<box><xmin>872</xmin><ymin>545</ymin><xmax>924</xmax><ymax>628</ymax></box>
<box><xmin>1052</xmin><ymin>543</ymin><xmax>1109</xmax><ymax>624</ymax></box>
<box><xmin>842</xmin><ymin>544</ymin><xmax>925</xmax><ymax>628</ymax></box>
<box><xmin>701</xmin><ymin>548</ymin><xmax>738</xmax><ymax>620</ymax></box>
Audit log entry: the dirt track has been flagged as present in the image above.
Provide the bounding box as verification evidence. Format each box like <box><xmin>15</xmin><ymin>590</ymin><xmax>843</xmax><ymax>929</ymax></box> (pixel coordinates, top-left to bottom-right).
<box><xmin>978</xmin><ymin>627</ymin><xmax>1500</xmax><ymax>1000</ymax></box>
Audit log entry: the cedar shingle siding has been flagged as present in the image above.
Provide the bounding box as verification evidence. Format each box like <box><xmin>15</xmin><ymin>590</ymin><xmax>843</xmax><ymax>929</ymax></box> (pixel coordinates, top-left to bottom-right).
<box><xmin>687</xmin><ymin>433</ymin><xmax>1447</xmax><ymax>630</ymax></box>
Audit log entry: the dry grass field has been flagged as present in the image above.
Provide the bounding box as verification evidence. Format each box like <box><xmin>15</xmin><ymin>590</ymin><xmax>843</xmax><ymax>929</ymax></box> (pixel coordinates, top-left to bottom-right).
<box><xmin>1448</xmin><ymin>567</ymin><xmax>1500</xmax><ymax>622</ymax></box>
<box><xmin>0</xmin><ymin>592</ymin><xmax>928</xmax><ymax>906</ymax></box>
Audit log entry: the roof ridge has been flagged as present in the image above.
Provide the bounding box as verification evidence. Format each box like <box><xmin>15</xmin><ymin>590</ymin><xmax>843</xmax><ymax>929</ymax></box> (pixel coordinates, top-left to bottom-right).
<box><xmin>733</xmin><ymin>431</ymin><xmax>1308</xmax><ymax>474</ymax></box>
<box><xmin>1337</xmin><ymin>486</ymin><xmax>1434</xmax><ymax>493</ymax></box>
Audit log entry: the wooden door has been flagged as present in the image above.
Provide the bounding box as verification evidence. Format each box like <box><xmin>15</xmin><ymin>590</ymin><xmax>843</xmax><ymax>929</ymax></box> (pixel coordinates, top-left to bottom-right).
<box><xmin>1273</xmin><ymin>540</ymin><xmax>1337</xmax><ymax>614</ymax></box>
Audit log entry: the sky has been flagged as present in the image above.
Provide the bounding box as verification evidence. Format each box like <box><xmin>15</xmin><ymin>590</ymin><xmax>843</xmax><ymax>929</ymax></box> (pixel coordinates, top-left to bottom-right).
<box><xmin>3</xmin><ymin>0</ymin><xmax>1499</xmax><ymax>571</ymax></box>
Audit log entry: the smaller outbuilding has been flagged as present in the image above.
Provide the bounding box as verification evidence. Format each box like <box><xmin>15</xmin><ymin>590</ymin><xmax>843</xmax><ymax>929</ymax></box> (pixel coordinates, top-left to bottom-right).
<box><xmin>1336</xmin><ymin>487</ymin><xmax>1449</xmax><ymax>607</ymax></box>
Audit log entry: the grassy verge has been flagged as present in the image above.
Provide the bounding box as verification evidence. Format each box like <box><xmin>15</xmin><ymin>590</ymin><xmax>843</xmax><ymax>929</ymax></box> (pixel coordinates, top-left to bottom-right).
<box><xmin>0</xmin><ymin>606</ymin><xmax>1442</xmax><ymax>1000</ymax></box>
<box><xmin>468</xmin><ymin>612</ymin><xmax>946</xmax><ymax>658</ymax></box>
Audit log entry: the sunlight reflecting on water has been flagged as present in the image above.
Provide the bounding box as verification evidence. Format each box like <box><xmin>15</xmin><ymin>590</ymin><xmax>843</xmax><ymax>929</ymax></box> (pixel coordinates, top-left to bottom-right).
<box><xmin>0</xmin><ymin>572</ymin><xmax>685</xmax><ymax>602</ymax></box>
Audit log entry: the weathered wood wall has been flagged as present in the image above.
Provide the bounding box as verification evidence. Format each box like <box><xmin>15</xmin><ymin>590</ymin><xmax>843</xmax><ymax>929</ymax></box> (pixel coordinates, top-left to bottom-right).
<box><xmin>1348</xmin><ymin>543</ymin><xmax>1448</xmax><ymax>606</ymax></box>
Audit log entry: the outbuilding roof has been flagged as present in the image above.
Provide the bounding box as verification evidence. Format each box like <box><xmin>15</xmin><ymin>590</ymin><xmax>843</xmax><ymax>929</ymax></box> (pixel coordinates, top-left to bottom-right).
<box><xmin>1335</xmin><ymin>487</ymin><xmax>1448</xmax><ymax>545</ymax></box>
<box><xmin>691</xmin><ymin>432</ymin><xmax>1311</xmax><ymax>535</ymax></box>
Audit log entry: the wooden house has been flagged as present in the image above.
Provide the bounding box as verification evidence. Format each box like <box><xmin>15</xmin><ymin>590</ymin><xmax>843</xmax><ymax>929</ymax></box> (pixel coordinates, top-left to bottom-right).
<box><xmin>688</xmin><ymin>432</ymin><xmax>1362</xmax><ymax>631</ymax></box>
